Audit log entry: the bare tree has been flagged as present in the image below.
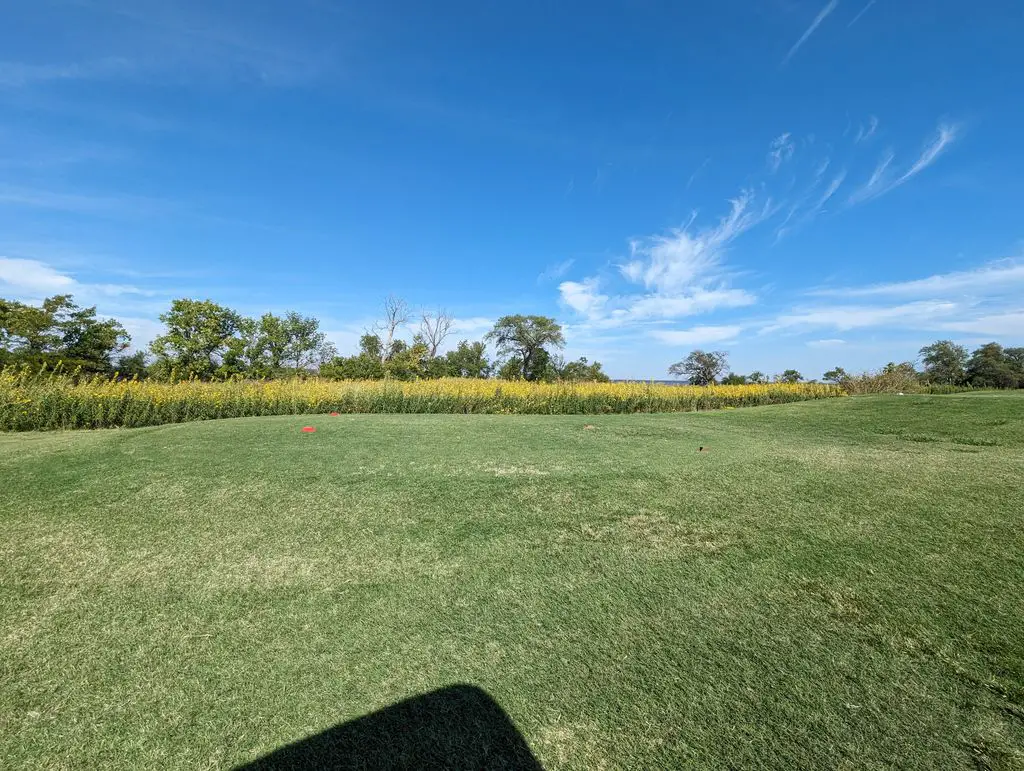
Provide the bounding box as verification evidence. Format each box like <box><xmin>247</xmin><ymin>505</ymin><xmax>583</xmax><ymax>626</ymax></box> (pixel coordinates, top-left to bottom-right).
<box><xmin>419</xmin><ymin>308</ymin><xmax>454</xmax><ymax>359</ymax></box>
<box><xmin>373</xmin><ymin>295</ymin><xmax>409</xmax><ymax>362</ymax></box>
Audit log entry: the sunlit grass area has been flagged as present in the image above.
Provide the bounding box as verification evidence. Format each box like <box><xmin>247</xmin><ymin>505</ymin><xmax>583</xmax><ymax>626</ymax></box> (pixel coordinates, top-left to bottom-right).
<box><xmin>2</xmin><ymin>394</ymin><xmax>1023</xmax><ymax>768</ymax></box>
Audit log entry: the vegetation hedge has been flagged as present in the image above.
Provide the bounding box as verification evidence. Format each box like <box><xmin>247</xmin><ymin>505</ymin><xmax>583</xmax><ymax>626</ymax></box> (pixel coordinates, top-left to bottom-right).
<box><xmin>0</xmin><ymin>368</ymin><xmax>844</xmax><ymax>431</ymax></box>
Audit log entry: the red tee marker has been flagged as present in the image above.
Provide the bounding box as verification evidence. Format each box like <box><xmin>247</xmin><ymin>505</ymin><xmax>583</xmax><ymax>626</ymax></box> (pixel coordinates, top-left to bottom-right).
<box><xmin>301</xmin><ymin>426</ymin><xmax>316</xmax><ymax>433</ymax></box>
<box><xmin>330</xmin><ymin>411</ymin><xmax>340</xmax><ymax>416</ymax></box>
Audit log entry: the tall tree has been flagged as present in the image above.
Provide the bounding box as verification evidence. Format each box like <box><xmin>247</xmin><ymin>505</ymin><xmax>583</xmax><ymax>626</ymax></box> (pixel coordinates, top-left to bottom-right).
<box><xmin>778</xmin><ymin>369</ymin><xmax>803</xmax><ymax>383</ymax></box>
<box><xmin>442</xmin><ymin>340</ymin><xmax>491</xmax><ymax>378</ymax></box>
<box><xmin>668</xmin><ymin>350</ymin><xmax>728</xmax><ymax>385</ymax></box>
<box><xmin>419</xmin><ymin>309</ymin><xmax>454</xmax><ymax>359</ymax></box>
<box><xmin>486</xmin><ymin>315</ymin><xmax>565</xmax><ymax>381</ymax></box>
<box><xmin>0</xmin><ymin>295</ymin><xmax>128</xmax><ymax>372</ymax></box>
<box><xmin>558</xmin><ymin>356</ymin><xmax>610</xmax><ymax>382</ymax></box>
<box><xmin>250</xmin><ymin>311</ymin><xmax>334</xmax><ymax>374</ymax></box>
<box><xmin>59</xmin><ymin>304</ymin><xmax>129</xmax><ymax>370</ymax></box>
<box><xmin>919</xmin><ymin>340</ymin><xmax>968</xmax><ymax>385</ymax></box>
<box><xmin>966</xmin><ymin>343</ymin><xmax>1021</xmax><ymax>388</ymax></box>
<box><xmin>374</xmin><ymin>296</ymin><xmax>410</xmax><ymax>363</ymax></box>
<box><xmin>149</xmin><ymin>299</ymin><xmax>245</xmax><ymax>379</ymax></box>
<box><xmin>823</xmin><ymin>367</ymin><xmax>849</xmax><ymax>383</ymax></box>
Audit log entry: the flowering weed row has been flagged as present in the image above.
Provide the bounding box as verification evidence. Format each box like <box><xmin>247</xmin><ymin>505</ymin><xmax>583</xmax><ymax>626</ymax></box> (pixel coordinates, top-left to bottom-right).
<box><xmin>0</xmin><ymin>368</ymin><xmax>844</xmax><ymax>431</ymax></box>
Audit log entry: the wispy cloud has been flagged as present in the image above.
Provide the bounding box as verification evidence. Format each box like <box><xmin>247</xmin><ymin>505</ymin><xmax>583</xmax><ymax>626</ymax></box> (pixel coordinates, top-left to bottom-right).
<box><xmin>782</xmin><ymin>0</ymin><xmax>840</xmax><ymax>66</ymax></box>
<box><xmin>811</xmin><ymin>170</ymin><xmax>847</xmax><ymax>213</ymax></box>
<box><xmin>449</xmin><ymin>317</ymin><xmax>495</xmax><ymax>338</ymax></box>
<box><xmin>558</xmin><ymin>190</ymin><xmax>771</xmax><ymax>336</ymax></box>
<box><xmin>686</xmin><ymin>157</ymin><xmax>711</xmax><ymax>189</ymax></box>
<box><xmin>847</xmin><ymin>123</ymin><xmax>959</xmax><ymax>204</ymax></box>
<box><xmin>0</xmin><ymin>0</ymin><xmax>337</xmax><ymax>91</ymax></box>
<box><xmin>559</xmin><ymin>277</ymin><xmax>608</xmax><ymax>320</ymax></box>
<box><xmin>938</xmin><ymin>312</ymin><xmax>1024</xmax><ymax>337</ymax></box>
<box><xmin>768</xmin><ymin>133</ymin><xmax>795</xmax><ymax>172</ymax></box>
<box><xmin>649</xmin><ymin>325</ymin><xmax>743</xmax><ymax>346</ymax></box>
<box><xmin>0</xmin><ymin>256</ymin><xmax>158</xmax><ymax>299</ymax></box>
<box><xmin>807</xmin><ymin>338</ymin><xmax>847</xmax><ymax>347</ymax></box>
<box><xmin>762</xmin><ymin>300</ymin><xmax>958</xmax><ymax>333</ymax></box>
<box><xmin>774</xmin><ymin>167</ymin><xmax>847</xmax><ymax>242</ymax></box>
<box><xmin>853</xmin><ymin>115</ymin><xmax>879</xmax><ymax>143</ymax></box>
<box><xmin>848</xmin><ymin>0</ymin><xmax>877</xmax><ymax>27</ymax></box>
<box><xmin>812</xmin><ymin>260</ymin><xmax>1024</xmax><ymax>298</ymax></box>
<box><xmin>0</xmin><ymin>185</ymin><xmax>173</xmax><ymax>217</ymax></box>
<box><xmin>0</xmin><ymin>58</ymin><xmax>135</xmax><ymax>88</ymax></box>
<box><xmin>620</xmin><ymin>191</ymin><xmax>774</xmax><ymax>294</ymax></box>
<box><xmin>538</xmin><ymin>259</ymin><xmax>575</xmax><ymax>283</ymax></box>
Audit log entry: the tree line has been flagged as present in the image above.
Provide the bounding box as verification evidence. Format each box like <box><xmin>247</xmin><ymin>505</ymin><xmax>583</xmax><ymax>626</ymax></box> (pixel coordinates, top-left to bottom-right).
<box><xmin>4</xmin><ymin>294</ymin><xmax>1021</xmax><ymax>387</ymax></box>
<box><xmin>0</xmin><ymin>294</ymin><xmax>609</xmax><ymax>382</ymax></box>
<box><xmin>669</xmin><ymin>341</ymin><xmax>1024</xmax><ymax>389</ymax></box>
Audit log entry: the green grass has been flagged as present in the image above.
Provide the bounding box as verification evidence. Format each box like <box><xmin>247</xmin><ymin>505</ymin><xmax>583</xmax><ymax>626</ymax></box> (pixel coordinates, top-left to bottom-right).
<box><xmin>2</xmin><ymin>393</ymin><xmax>1023</xmax><ymax>769</ymax></box>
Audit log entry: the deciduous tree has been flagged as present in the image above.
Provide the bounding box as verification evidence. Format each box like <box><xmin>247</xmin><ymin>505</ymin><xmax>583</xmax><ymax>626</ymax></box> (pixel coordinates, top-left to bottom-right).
<box><xmin>419</xmin><ymin>309</ymin><xmax>454</xmax><ymax>359</ymax></box>
<box><xmin>919</xmin><ymin>340</ymin><xmax>968</xmax><ymax>385</ymax></box>
<box><xmin>149</xmin><ymin>299</ymin><xmax>244</xmax><ymax>379</ymax></box>
<box><xmin>487</xmin><ymin>315</ymin><xmax>565</xmax><ymax>382</ymax></box>
<box><xmin>668</xmin><ymin>350</ymin><xmax>728</xmax><ymax>385</ymax></box>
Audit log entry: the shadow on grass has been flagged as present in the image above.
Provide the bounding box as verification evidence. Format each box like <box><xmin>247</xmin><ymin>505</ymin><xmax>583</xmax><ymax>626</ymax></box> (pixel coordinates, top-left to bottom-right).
<box><xmin>235</xmin><ymin>684</ymin><xmax>543</xmax><ymax>770</ymax></box>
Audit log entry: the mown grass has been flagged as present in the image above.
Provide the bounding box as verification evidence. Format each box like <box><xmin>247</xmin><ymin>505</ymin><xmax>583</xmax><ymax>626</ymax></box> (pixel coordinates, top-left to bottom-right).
<box><xmin>2</xmin><ymin>393</ymin><xmax>1023</xmax><ymax>769</ymax></box>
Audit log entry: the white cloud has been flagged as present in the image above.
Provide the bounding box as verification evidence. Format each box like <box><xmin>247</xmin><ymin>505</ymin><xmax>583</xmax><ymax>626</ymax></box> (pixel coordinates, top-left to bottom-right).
<box><xmin>763</xmin><ymin>301</ymin><xmax>959</xmax><ymax>333</ymax></box>
<box><xmin>0</xmin><ymin>257</ymin><xmax>77</xmax><ymax>294</ymax></box>
<box><xmin>848</xmin><ymin>150</ymin><xmax>895</xmax><ymax>203</ymax></box>
<box><xmin>116</xmin><ymin>316</ymin><xmax>166</xmax><ymax>353</ymax></box>
<box><xmin>938</xmin><ymin>312</ymin><xmax>1024</xmax><ymax>337</ymax></box>
<box><xmin>0</xmin><ymin>256</ymin><xmax>159</xmax><ymax>300</ymax></box>
<box><xmin>814</xmin><ymin>261</ymin><xmax>1024</xmax><ymax>298</ymax></box>
<box><xmin>537</xmin><ymin>259</ymin><xmax>574</xmax><ymax>283</ymax></box>
<box><xmin>0</xmin><ymin>185</ymin><xmax>171</xmax><ymax>217</ymax></box>
<box><xmin>649</xmin><ymin>325</ymin><xmax>742</xmax><ymax>346</ymax></box>
<box><xmin>559</xmin><ymin>278</ymin><xmax>608</xmax><ymax>320</ymax></box>
<box><xmin>449</xmin><ymin>316</ymin><xmax>494</xmax><ymax>337</ymax></box>
<box><xmin>620</xmin><ymin>191</ymin><xmax>771</xmax><ymax>294</ymax></box>
<box><xmin>854</xmin><ymin>115</ymin><xmax>879</xmax><ymax>143</ymax></box>
<box><xmin>768</xmin><ymin>133</ymin><xmax>795</xmax><ymax>172</ymax></box>
<box><xmin>848</xmin><ymin>123</ymin><xmax>960</xmax><ymax>204</ymax></box>
<box><xmin>898</xmin><ymin>123</ymin><xmax>960</xmax><ymax>183</ymax></box>
<box><xmin>558</xmin><ymin>190</ymin><xmax>770</xmax><ymax>335</ymax></box>
<box><xmin>782</xmin><ymin>0</ymin><xmax>839</xmax><ymax>65</ymax></box>
<box><xmin>848</xmin><ymin>0</ymin><xmax>877</xmax><ymax>27</ymax></box>
<box><xmin>807</xmin><ymin>338</ymin><xmax>846</xmax><ymax>348</ymax></box>
<box><xmin>623</xmin><ymin>288</ymin><xmax>756</xmax><ymax>321</ymax></box>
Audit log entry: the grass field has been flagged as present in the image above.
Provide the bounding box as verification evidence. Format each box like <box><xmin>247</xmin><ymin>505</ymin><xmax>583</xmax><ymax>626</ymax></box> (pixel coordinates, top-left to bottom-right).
<box><xmin>2</xmin><ymin>394</ymin><xmax>1023</xmax><ymax>768</ymax></box>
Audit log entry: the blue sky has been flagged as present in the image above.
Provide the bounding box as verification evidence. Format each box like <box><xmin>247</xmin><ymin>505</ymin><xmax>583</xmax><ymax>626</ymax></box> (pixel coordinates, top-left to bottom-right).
<box><xmin>1</xmin><ymin>0</ymin><xmax>1022</xmax><ymax>378</ymax></box>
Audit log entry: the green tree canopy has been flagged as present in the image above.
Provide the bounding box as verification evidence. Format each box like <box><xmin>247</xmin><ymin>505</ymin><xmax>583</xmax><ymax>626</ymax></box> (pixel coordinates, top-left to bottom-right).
<box><xmin>442</xmin><ymin>340</ymin><xmax>491</xmax><ymax>378</ymax></box>
<box><xmin>487</xmin><ymin>315</ymin><xmax>565</xmax><ymax>381</ymax></box>
<box><xmin>919</xmin><ymin>340</ymin><xmax>968</xmax><ymax>385</ymax></box>
<box><xmin>668</xmin><ymin>350</ymin><xmax>728</xmax><ymax>385</ymax></box>
<box><xmin>558</xmin><ymin>356</ymin><xmax>610</xmax><ymax>382</ymax></box>
<box><xmin>823</xmin><ymin>367</ymin><xmax>849</xmax><ymax>383</ymax></box>
<box><xmin>966</xmin><ymin>343</ymin><xmax>1022</xmax><ymax>388</ymax></box>
<box><xmin>1</xmin><ymin>295</ymin><xmax>128</xmax><ymax>373</ymax></box>
<box><xmin>249</xmin><ymin>311</ymin><xmax>335</xmax><ymax>375</ymax></box>
<box><xmin>149</xmin><ymin>299</ymin><xmax>244</xmax><ymax>380</ymax></box>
